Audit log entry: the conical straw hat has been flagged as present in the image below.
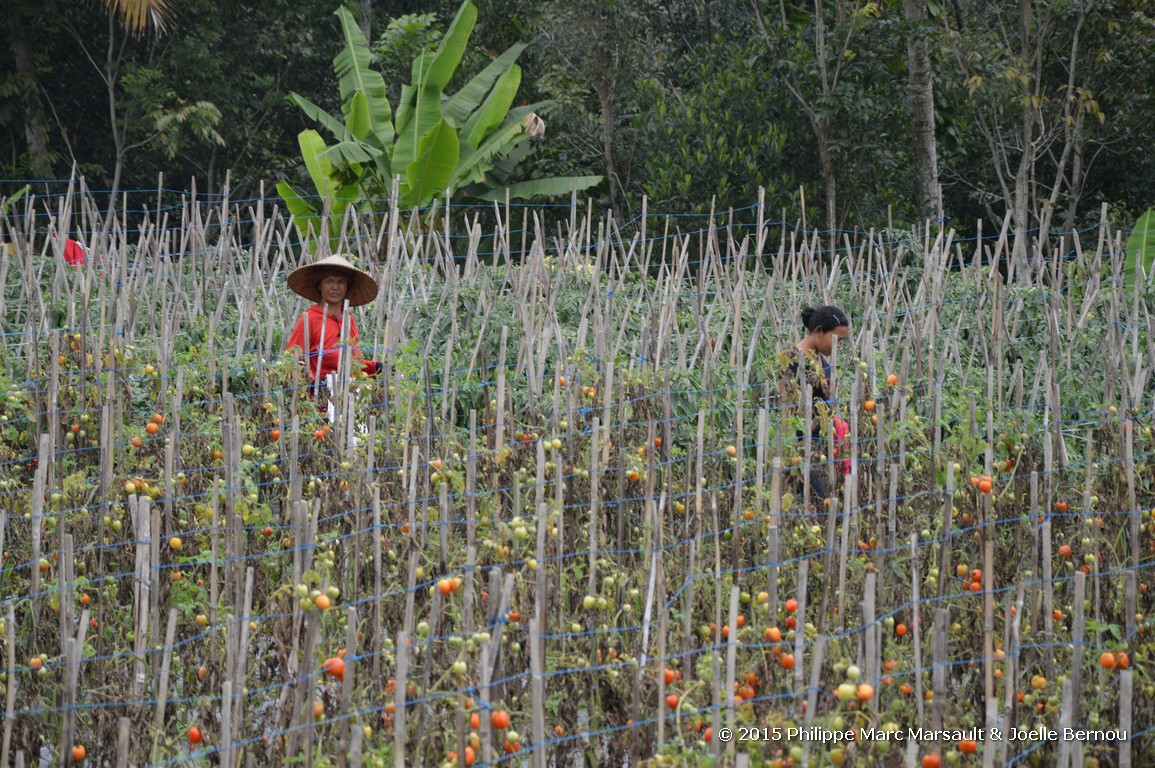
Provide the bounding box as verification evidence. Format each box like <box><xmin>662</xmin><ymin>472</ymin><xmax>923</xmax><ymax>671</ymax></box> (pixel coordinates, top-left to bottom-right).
<box><xmin>286</xmin><ymin>254</ymin><xmax>378</xmax><ymax>307</ymax></box>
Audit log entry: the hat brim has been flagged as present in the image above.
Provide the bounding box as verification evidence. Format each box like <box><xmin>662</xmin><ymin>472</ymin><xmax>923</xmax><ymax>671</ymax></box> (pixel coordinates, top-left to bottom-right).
<box><xmin>287</xmin><ymin>255</ymin><xmax>378</xmax><ymax>307</ymax></box>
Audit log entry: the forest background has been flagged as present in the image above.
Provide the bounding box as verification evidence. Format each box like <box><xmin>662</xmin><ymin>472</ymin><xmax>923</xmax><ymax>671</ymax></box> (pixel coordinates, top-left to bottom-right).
<box><xmin>3</xmin><ymin>0</ymin><xmax>1154</xmax><ymax>239</ymax></box>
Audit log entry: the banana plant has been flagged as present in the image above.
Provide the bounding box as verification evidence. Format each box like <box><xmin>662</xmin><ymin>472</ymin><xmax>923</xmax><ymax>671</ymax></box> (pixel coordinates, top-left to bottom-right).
<box><xmin>279</xmin><ymin>1</ymin><xmax>601</xmax><ymax>247</ymax></box>
<box><xmin>1</xmin><ymin>185</ymin><xmax>30</xmax><ymax>215</ymax></box>
<box><xmin>1123</xmin><ymin>208</ymin><xmax>1154</xmax><ymax>291</ymax></box>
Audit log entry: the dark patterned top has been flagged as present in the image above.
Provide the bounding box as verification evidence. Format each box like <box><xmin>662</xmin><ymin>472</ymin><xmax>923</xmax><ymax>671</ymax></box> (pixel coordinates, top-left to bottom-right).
<box><xmin>778</xmin><ymin>347</ymin><xmax>836</xmax><ymax>438</ymax></box>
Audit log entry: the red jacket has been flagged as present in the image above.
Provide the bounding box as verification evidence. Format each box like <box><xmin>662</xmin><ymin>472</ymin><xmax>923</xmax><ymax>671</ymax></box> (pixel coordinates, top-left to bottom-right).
<box><xmin>284</xmin><ymin>304</ymin><xmax>379</xmax><ymax>381</ymax></box>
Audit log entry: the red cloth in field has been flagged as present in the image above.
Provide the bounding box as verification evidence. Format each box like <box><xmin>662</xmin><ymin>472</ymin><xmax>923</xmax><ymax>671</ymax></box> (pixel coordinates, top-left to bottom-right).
<box><xmin>53</xmin><ymin>234</ymin><xmax>90</xmax><ymax>266</ymax></box>
<box><xmin>833</xmin><ymin>416</ymin><xmax>851</xmax><ymax>476</ymax></box>
<box><xmin>285</xmin><ymin>304</ymin><xmax>379</xmax><ymax>381</ymax></box>
<box><xmin>64</xmin><ymin>238</ymin><xmax>86</xmax><ymax>265</ymax></box>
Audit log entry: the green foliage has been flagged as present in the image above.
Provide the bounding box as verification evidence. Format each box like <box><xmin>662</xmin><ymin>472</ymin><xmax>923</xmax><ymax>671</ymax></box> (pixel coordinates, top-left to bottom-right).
<box><xmin>148</xmin><ymin>101</ymin><xmax>224</xmax><ymax>160</ymax></box>
<box><xmin>280</xmin><ymin>1</ymin><xmax>602</xmax><ymax>248</ymax></box>
<box><xmin>1</xmin><ymin>185</ymin><xmax>29</xmax><ymax>213</ymax></box>
<box><xmin>630</xmin><ymin>43</ymin><xmax>791</xmax><ymax>213</ymax></box>
<box><xmin>1123</xmin><ymin>208</ymin><xmax>1155</xmax><ymax>289</ymax></box>
<box><xmin>4</xmin><ymin>0</ymin><xmax>1155</xmax><ymax>238</ymax></box>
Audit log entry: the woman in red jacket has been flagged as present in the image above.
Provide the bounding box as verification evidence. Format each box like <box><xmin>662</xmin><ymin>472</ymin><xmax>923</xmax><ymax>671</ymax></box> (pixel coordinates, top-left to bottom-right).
<box><xmin>284</xmin><ymin>254</ymin><xmax>381</xmax><ymax>387</ymax></box>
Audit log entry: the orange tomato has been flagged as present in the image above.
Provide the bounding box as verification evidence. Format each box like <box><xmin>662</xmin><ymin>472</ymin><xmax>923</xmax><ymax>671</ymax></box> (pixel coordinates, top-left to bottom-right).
<box><xmin>323</xmin><ymin>656</ymin><xmax>345</xmax><ymax>681</ymax></box>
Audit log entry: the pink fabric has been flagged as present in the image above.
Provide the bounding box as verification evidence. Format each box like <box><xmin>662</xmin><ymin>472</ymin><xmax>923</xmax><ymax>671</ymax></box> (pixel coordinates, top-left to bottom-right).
<box><xmin>833</xmin><ymin>416</ymin><xmax>851</xmax><ymax>475</ymax></box>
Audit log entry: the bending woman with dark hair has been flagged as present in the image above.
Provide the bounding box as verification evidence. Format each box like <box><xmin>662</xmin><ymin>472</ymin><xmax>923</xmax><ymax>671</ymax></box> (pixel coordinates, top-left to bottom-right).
<box><xmin>778</xmin><ymin>305</ymin><xmax>851</xmax><ymax>505</ymax></box>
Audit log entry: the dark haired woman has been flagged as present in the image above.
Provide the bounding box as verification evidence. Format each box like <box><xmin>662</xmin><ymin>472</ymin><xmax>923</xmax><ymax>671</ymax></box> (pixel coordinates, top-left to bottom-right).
<box><xmin>284</xmin><ymin>254</ymin><xmax>382</xmax><ymax>387</ymax></box>
<box><xmin>778</xmin><ymin>305</ymin><xmax>851</xmax><ymax>505</ymax></box>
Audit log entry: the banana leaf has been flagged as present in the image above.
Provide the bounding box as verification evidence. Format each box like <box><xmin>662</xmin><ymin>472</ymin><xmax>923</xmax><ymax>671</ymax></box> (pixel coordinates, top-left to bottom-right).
<box><xmin>288</xmin><ymin>93</ymin><xmax>350</xmax><ymax>143</ymax></box>
<box><xmin>444</xmin><ymin>43</ymin><xmax>527</xmax><ymax>126</ymax></box>
<box><xmin>424</xmin><ymin>1</ymin><xmax>477</xmax><ymax>90</ymax></box>
<box><xmin>298</xmin><ymin>129</ymin><xmax>336</xmax><ymax>203</ymax></box>
<box><xmin>1</xmin><ymin>185</ymin><xmax>30</xmax><ymax>214</ymax></box>
<box><xmin>404</xmin><ymin>119</ymin><xmax>460</xmax><ymax>208</ymax></box>
<box><xmin>393</xmin><ymin>84</ymin><xmax>417</xmax><ymax>142</ymax></box>
<box><xmin>334</xmin><ymin>7</ymin><xmax>393</xmax><ymax>149</ymax></box>
<box><xmin>452</xmin><ymin>118</ymin><xmax>529</xmax><ymax>188</ymax></box>
<box><xmin>1123</xmin><ymin>208</ymin><xmax>1155</xmax><ymax>290</ymax></box>
<box><xmin>462</xmin><ymin>64</ymin><xmax>521</xmax><ymax>148</ymax></box>
<box><xmin>475</xmin><ymin>176</ymin><xmax>603</xmax><ymax>202</ymax></box>
<box><xmin>276</xmin><ymin>180</ymin><xmax>323</xmax><ymax>252</ymax></box>
<box><xmin>393</xmin><ymin>88</ymin><xmax>443</xmax><ymax>188</ymax></box>
<box><xmin>320</xmin><ymin>140</ymin><xmax>380</xmax><ymax>166</ymax></box>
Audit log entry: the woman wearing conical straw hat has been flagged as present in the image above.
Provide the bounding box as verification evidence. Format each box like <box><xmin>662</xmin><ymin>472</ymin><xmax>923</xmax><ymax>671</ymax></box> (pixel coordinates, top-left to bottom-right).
<box><xmin>284</xmin><ymin>254</ymin><xmax>381</xmax><ymax>388</ymax></box>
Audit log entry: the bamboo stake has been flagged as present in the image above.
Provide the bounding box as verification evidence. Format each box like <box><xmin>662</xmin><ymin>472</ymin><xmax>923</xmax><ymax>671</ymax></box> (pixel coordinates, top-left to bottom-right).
<box><xmin>1</xmin><ymin>605</ymin><xmax>16</xmax><ymax>768</ymax></box>
<box><xmin>911</xmin><ymin>532</ymin><xmax>926</xmax><ymax>729</ymax></box>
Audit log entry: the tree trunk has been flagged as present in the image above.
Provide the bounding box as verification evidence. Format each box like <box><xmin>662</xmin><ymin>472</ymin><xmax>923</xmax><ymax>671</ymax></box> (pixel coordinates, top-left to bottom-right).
<box><xmin>104</xmin><ymin>14</ymin><xmax>125</xmax><ymax>236</ymax></box>
<box><xmin>1010</xmin><ymin>0</ymin><xmax>1034</xmax><ymax>271</ymax></box>
<box><xmin>1040</xmin><ymin>2</ymin><xmax>1087</xmax><ymax>250</ymax></box>
<box><xmin>1062</xmin><ymin>133</ymin><xmax>1086</xmax><ymax>233</ymax></box>
<box><xmin>904</xmin><ymin>0</ymin><xmax>941</xmax><ymax>221</ymax></box>
<box><xmin>817</xmin><ymin>124</ymin><xmax>837</xmax><ymax>235</ymax></box>
<box><xmin>596</xmin><ymin>84</ymin><xmax>624</xmax><ymax>223</ymax></box>
<box><xmin>11</xmin><ymin>38</ymin><xmax>52</xmax><ymax>178</ymax></box>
